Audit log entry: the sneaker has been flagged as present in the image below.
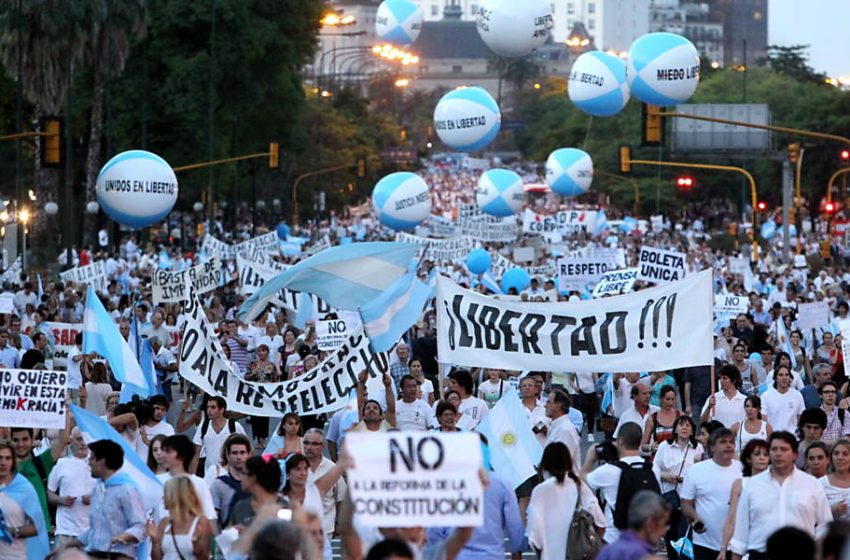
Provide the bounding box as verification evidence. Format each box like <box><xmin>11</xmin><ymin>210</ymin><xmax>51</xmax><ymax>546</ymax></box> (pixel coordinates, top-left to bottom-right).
<box><xmin>587</xmin><ymin>433</ymin><xmax>596</xmax><ymax>443</ymax></box>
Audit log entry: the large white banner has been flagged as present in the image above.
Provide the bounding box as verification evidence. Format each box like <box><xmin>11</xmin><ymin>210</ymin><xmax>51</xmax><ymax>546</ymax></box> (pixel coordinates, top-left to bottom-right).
<box><xmin>152</xmin><ymin>256</ymin><xmax>222</xmax><ymax>304</ymax></box>
<box><xmin>395</xmin><ymin>232</ymin><xmax>474</xmax><ymax>263</ymax></box>
<box><xmin>636</xmin><ymin>246</ymin><xmax>686</xmax><ymax>284</ymax></box>
<box><xmin>0</xmin><ymin>369</ymin><xmax>67</xmax><ymax>429</ymax></box>
<box><xmin>436</xmin><ymin>270</ymin><xmax>714</xmax><ymax>372</ymax></box>
<box><xmin>201</xmin><ymin>232</ymin><xmax>279</xmax><ymax>261</ymax></box>
<box><xmin>236</xmin><ymin>253</ymin><xmax>291</xmax><ymax>297</ymax></box>
<box><xmin>22</xmin><ymin>321</ymin><xmax>82</xmax><ymax>369</ymax></box>
<box><xmin>458</xmin><ymin>205</ymin><xmax>517</xmax><ymax>242</ymax></box>
<box><xmin>557</xmin><ymin>257</ymin><xmax>611</xmax><ymax>292</ymax></box>
<box><xmin>179</xmin><ymin>285</ymin><xmax>387</xmax><ymax>416</ymax></box>
<box><xmin>346</xmin><ymin>432</ymin><xmax>484</xmax><ymax>528</ymax></box>
<box><xmin>60</xmin><ymin>261</ymin><xmax>107</xmax><ymax>291</ymax></box>
<box><xmin>522</xmin><ymin>209</ymin><xmax>598</xmax><ymax>237</ymax></box>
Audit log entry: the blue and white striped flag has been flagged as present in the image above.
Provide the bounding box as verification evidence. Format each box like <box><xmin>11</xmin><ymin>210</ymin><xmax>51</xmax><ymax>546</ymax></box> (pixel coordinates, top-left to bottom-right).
<box><xmin>360</xmin><ymin>269</ymin><xmax>430</xmax><ymax>352</ymax></box>
<box><xmin>593</xmin><ymin>209</ymin><xmax>609</xmax><ymax>237</ymax></box>
<box><xmin>293</xmin><ymin>292</ymin><xmax>315</xmax><ymax>330</ymax></box>
<box><xmin>120</xmin><ymin>321</ymin><xmax>160</xmax><ymax>403</ymax></box>
<box><xmin>477</xmin><ymin>386</ymin><xmax>543</xmax><ymax>489</ymax></box>
<box><xmin>480</xmin><ymin>270</ymin><xmax>503</xmax><ymax>294</ymax></box>
<box><xmin>774</xmin><ymin>318</ymin><xmax>797</xmax><ymax>368</ymax></box>
<box><xmin>36</xmin><ymin>273</ymin><xmax>44</xmax><ymax>302</ymax></box>
<box><xmin>83</xmin><ymin>287</ymin><xmax>150</xmax><ymax>394</ymax></box>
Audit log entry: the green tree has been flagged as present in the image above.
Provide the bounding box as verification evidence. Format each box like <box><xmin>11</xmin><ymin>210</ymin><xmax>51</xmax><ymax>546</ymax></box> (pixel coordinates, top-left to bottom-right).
<box><xmin>763</xmin><ymin>45</ymin><xmax>828</xmax><ymax>85</ymax></box>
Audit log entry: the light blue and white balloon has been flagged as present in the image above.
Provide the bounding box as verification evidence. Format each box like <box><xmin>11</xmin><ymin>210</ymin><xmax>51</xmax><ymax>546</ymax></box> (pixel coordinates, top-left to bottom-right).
<box><xmin>476</xmin><ymin>0</ymin><xmax>553</xmax><ymax>58</ymax></box>
<box><xmin>501</xmin><ymin>267</ymin><xmax>530</xmax><ymax>293</ymax></box>
<box><xmin>376</xmin><ymin>0</ymin><xmax>423</xmax><ymax>46</ymax></box>
<box><xmin>627</xmin><ymin>32</ymin><xmax>700</xmax><ymax>107</ymax></box>
<box><xmin>372</xmin><ymin>172</ymin><xmax>432</xmax><ymax>230</ymax></box>
<box><xmin>433</xmin><ymin>87</ymin><xmax>501</xmax><ymax>152</ymax></box>
<box><xmin>476</xmin><ymin>169</ymin><xmax>525</xmax><ymax>217</ymax></box>
<box><xmin>96</xmin><ymin>150</ymin><xmax>178</xmax><ymax>229</ymax></box>
<box><xmin>569</xmin><ymin>51</ymin><xmax>630</xmax><ymax>117</ymax></box>
<box><xmin>466</xmin><ymin>249</ymin><xmax>492</xmax><ymax>275</ymax></box>
<box><xmin>545</xmin><ymin>148</ymin><xmax>593</xmax><ymax>197</ymax></box>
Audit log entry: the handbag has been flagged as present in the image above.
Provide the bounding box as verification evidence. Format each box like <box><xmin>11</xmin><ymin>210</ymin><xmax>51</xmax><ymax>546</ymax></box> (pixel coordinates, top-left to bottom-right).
<box><xmin>671</xmin><ymin>526</ymin><xmax>695</xmax><ymax>560</ymax></box>
<box><xmin>566</xmin><ymin>482</ymin><xmax>603</xmax><ymax>560</ymax></box>
<box><xmin>663</xmin><ymin>445</ymin><xmax>690</xmax><ymax>541</ymax></box>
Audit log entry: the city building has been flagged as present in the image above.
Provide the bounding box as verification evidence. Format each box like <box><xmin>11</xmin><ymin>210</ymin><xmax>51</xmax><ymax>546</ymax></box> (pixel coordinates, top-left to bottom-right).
<box><xmin>705</xmin><ymin>0</ymin><xmax>768</xmax><ymax>67</ymax></box>
<box><xmin>649</xmin><ymin>0</ymin><xmax>724</xmax><ymax>68</ymax></box>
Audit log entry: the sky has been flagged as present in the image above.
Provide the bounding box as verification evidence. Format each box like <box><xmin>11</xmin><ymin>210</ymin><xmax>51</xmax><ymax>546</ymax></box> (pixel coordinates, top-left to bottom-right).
<box><xmin>769</xmin><ymin>0</ymin><xmax>850</xmax><ymax>78</ymax></box>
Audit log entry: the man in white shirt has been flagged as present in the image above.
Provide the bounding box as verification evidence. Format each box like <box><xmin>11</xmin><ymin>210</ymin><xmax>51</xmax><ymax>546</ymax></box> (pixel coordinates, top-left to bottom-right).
<box><xmin>614</xmin><ymin>383</ymin><xmax>659</xmax><ymax>437</ymax></box>
<box><xmin>0</xmin><ymin>329</ymin><xmax>21</xmax><ymax>369</ymax></box>
<box><xmin>161</xmin><ymin>435</ymin><xmax>220</xmax><ymax>531</ymax></box>
<box><xmin>583</xmin><ymin>422</ymin><xmax>649</xmax><ymax>545</ymax></box>
<box><xmin>46</xmin><ymin>428</ymin><xmax>97</xmax><ymax>548</ymax></box>
<box><xmin>395</xmin><ymin>375</ymin><xmax>433</xmax><ymax>431</ymax></box>
<box><xmin>447</xmin><ymin>369</ymin><xmax>488</xmax><ymax>430</ymax></box>
<box><xmin>138</xmin><ymin>395</ymin><xmax>175</xmax><ymax>459</ymax></box>
<box><xmin>700</xmin><ymin>365</ymin><xmax>747</xmax><ymax>428</ymax></box>
<box><xmin>681</xmin><ymin>427</ymin><xmax>742</xmax><ymax>560</ymax></box>
<box><xmin>13</xmin><ymin>282</ymin><xmax>37</xmax><ymax>316</ymax></box>
<box><xmin>520</xmin><ymin>376</ymin><xmax>549</xmax><ymax>446</ymax></box>
<box><xmin>730</xmin><ymin>431</ymin><xmax>832</xmax><ymax>559</ymax></box>
<box><xmin>544</xmin><ymin>389</ymin><xmax>581</xmax><ymax>466</ymax></box>
<box><xmin>150</xmin><ymin>336</ymin><xmax>178</xmax><ymax>404</ymax></box>
<box><xmin>191</xmin><ymin>396</ymin><xmax>246</xmax><ymax>475</ymax></box>
<box><xmin>611</xmin><ymin>372</ymin><xmax>640</xmax><ymax>417</ymax></box>
<box><xmin>303</xmin><ymin>429</ymin><xmax>347</xmax><ymax>536</ymax></box>
<box><xmin>760</xmin><ymin>365</ymin><xmax>805</xmax><ymax>434</ymax></box>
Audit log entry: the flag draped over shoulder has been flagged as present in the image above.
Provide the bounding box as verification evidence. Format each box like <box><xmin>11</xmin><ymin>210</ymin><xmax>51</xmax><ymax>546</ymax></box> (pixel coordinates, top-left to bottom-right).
<box><xmin>477</xmin><ymin>386</ymin><xmax>542</xmax><ymax>489</ymax></box>
<box><xmin>360</xmin><ymin>269</ymin><xmax>431</xmax><ymax>352</ymax></box>
<box><xmin>0</xmin><ymin>474</ymin><xmax>49</xmax><ymax>559</ymax></box>
<box><xmin>238</xmin><ymin>242</ymin><xmax>421</xmax><ymax>321</ymax></box>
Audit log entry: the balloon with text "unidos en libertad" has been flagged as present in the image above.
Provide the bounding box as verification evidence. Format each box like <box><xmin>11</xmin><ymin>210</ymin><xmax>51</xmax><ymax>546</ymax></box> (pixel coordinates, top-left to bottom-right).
<box><xmin>569</xmin><ymin>51</ymin><xmax>630</xmax><ymax>117</ymax></box>
<box><xmin>96</xmin><ymin>150</ymin><xmax>178</xmax><ymax>229</ymax></box>
<box><xmin>627</xmin><ymin>32</ymin><xmax>700</xmax><ymax>107</ymax></box>
<box><xmin>433</xmin><ymin>87</ymin><xmax>501</xmax><ymax>152</ymax></box>
<box><xmin>376</xmin><ymin>0</ymin><xmax>423</xmax><ymax>46</ymax></box>
<box><xmin>476</xmin><ymin>0</ymin><xmax>553</xmax><ymax>58</ymax></box>
<box><xmin>545</xmin><ymin>148</ymin><xmax>593</xmax><ymax>197</ymax></box>
<box><xmin>476</xmin><ymin>169</ymin><xmax>525</xmax><ymax>217</ymax></box>
<box><xmin>372</xmin><ymin>172</ymin><xmax>432</xmax><ymax>231</ymax></box>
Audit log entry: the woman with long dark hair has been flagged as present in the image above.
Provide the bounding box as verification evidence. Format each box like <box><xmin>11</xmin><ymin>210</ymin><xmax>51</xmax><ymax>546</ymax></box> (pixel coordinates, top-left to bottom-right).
<box><xmin>720</xmin><ymin>438</ymin><xmax>769</xmax><ymax>554</ymax></box>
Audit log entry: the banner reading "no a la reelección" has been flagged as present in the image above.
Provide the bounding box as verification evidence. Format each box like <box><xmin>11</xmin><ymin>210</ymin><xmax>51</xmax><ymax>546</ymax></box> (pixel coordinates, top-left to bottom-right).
<box><xmin>436</xmin><ymin>269</ymin><xmax>714</xmax><ymax>373</ymax></box>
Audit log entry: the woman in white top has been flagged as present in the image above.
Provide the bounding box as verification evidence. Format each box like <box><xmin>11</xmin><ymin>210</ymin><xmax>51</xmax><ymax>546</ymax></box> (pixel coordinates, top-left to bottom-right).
<box><xmin>147</xmin><ymin>476</ymin><xmax>212</xmax><ymax>560</ymax></box>
<box><xmin>257</xmin><ymin>323</ymin><xmax>285</xmax><ymax>367</ymax></box>
<box><xmin>720</xmin><ymin>438</ymin><xmax>770</xmax><ymax>555</ymax></box>
<box><xmin>730</xmin><ymin>395</ymin><xmax>772</xmax><ymax>455</ymax></box>
<box><xmin>652</xmin><ymin>416</ymin><xmax>703</xmax><ymax>494</ymax></box>
<box><xmin>478</xmin><ymin>368</ymin><xmax>506</xmax><ymax>408</ymax></box>
<box><xmin>527</xmin><ymin>441</ymin><xmax>605</xmax><ymax>560</ymax></box>
<box><xmin>410</xmin><ymin>358</ymin><xmax>434</xmax><ymax>405</ymax></box>
<box><xmin>820</xmin><ymin>439</ymin><xmax>850</xmax><ymax>521</ymax></box>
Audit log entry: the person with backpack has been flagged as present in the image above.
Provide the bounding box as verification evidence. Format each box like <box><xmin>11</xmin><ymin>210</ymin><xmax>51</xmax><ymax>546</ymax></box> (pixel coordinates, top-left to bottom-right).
<box><xmin>209</xmin><ymin>433</ymin><xmax>253</xmax><ymax>528</ymax></box>
<box><xmin>191</xmin><ymin>396</ymin><xmax>245</xmax><ymax>476</ymax></box>
<box><xmin>582</xmin><ymin>422</ymin><xmax>661</xmax><ymax>546</ymax></box>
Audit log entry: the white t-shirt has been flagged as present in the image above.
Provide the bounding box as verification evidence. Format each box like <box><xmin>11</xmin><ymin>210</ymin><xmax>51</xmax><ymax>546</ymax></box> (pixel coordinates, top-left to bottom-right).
<box><xmin>457</xmin><ymin>396</ymin><xmax>489</xmax><ymax>429</ymax></box>
<box><xmin>192</xmin><ymin>419</ymin><xmax>246</xmax><ymax>468</ymax></box>
<box><xmin>418</xmin><ymin>378</ymin><xmax>434</xmax><ymax>403</ymax></box>
<box><xmin>65</xmin><ymin>345</ymin><xmax>83</xmax><ymax>390</ymax></box>
<box><xmin>138</xmin><ymin>420</ymin><xmax>176</xmax><ymax>461</ymax></box>
<box><xmin>157</xmin><ymin>473</ymin><xmax>217</xmax><ymax>521</ymax></box>
<box><xmin>680</xmin><ymin>459</ymin><xmax>743</xmax><ymax>550</ymax></box>
<box><xmin>612</xmin><ymin>378</ymin><xmax>633</xmax><ymax>417</ymax></box>
<box><xmin>47</xmin><ymin>456</ymin><xmax>97</xmax><ymax>537</ymax></box>
<box><xmin>395</xmin><ymin>399</ymin><xmax>433</xmax><ymax>431</ymax></box>
<box><xmin>478</xmin><ymin>379</ymin><xmax>505</xmax><ymax>408</ymax></box>
<box><xmin>586</xmin><ymin>455</ymin><xmax>648</xmax><ymax>544</ymax></box>
<box><xmin>760</xmin><ymin>387</ymin><xmax>805</xmax><ymax>434</ymax></box>
<box><xmin>819</xmin><ymin>476</ymin><xmax>850</xmax><ymax>521</ymax></box>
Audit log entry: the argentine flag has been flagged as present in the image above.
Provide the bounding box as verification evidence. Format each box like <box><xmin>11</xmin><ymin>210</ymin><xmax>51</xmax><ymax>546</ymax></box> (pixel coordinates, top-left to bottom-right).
<box><xmin>119</xmin><ymin>322</ymin><xmax>160</xmax><ymax>403</ymax></box>
<box><xmin>293</xmin><ymin>292</ymin><xmax>315</xmax><ymax>329</ymax></box>
<box><xmin>83</xmin><ymin>287</ymin><xmax>150</xmax><ymax>394</ymax></box>
<box><xmin>360</xmin><ymin>269</ymin><xmax>431</xmax><ymax>352</ymax></box>
<box><xmin>774</xmin><ymin>318</ymin><xmax>798</xmax><ymax>368</ymax></box>
<box><xmin>477</xmin><ymin>386</ymin><xmax>543</xmax><ymax>489</ymax></box>
<box><xmin>480</xmin><ymin>270</ymin><xmax>503</xmax><ymax>295</ymax></box>
<box><xmin>71</xmin><ymin>405</ymin><xmax>163</xmax><ymax>512</ymax></box>
<box><xmin>594</xmin><ymin>209</ymin><xmax>609</xmax><ymax>237</ymax></box>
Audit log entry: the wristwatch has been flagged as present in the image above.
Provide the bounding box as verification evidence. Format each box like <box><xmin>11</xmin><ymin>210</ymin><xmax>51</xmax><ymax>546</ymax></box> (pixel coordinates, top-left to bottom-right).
<box><xmin>11</xmin><ymin>526</ymin><xmax>21</xmax><ymax>538</ymax></box>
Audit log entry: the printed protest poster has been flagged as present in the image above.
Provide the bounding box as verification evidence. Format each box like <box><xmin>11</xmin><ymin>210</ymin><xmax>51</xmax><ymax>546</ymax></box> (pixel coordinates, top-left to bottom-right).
<box><xmin>346</xmin><ymin>432</ymin><xmax>484</xmax><ymax>527</ymax></box>
<box><xmin>0</xmin><ymin>293</ymin><xmax>13</xmax><ymax>314</ymax></box>
<box><xmin>592</xmin><ymin>268</ymin><xmax>639</xmax><ymax>298</ymax></box>
<box><xmin>636</xmin><ymin>246</ymin><xmax>686</xmax><ymax>284</ymax></box>
<box><xmin>236</xmin><ymin>253</ymin><xmax>290</xmax><ymax>296</ymax></box>
<box><xmin>797</xmin><ymin>301</ymin><xmax>830</xmax><ymax>330</ymax></box>
<box><xmin>522</xmin><ymin>209</ymin><xmax>597</xmax><ymax>237</ymax></box>
<box><xmin>714</xmin><ymin>294</ymin><xmax>749</xmax><ymax>316</ymax></box>
<box><xmin>437</xmin><ymin>270</ymin><xmax>713</xmax><ymax>373</ymax></box>
<box><xmin>395</xmin><ymin>232</ymin><xmax>474</xmax><ymax>263</ymax></box>
<box><xmin>0</xmin><ymin>369</ymin><xmax>67</xmax><ymax>429</ymax></box>
<box><xmin>316</xmin><ymin>313</ymin><xmax>361</xmax><ymax>351</ymax></box>
<box><xmin>60</xmin><ymin>261</ymin><xmax>108</xmax><ymax>291</ymax></box>
<box><xmin>21</xmin><ymin>321</ymin><xmax>82</xmax><ymax>369</ymax></box>
<box><xmin>557</xmin><ymin>257</ymin><xmax>611</xmax><ymax>292</ymax></box>
<box><xmin>152</xmin><ymin>256</ymin><xmax>222</xmax><ymax>304</ymax></box>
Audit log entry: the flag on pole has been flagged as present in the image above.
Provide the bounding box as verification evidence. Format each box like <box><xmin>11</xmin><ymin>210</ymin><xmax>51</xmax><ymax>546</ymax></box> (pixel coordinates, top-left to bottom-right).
<box><xmin>359</xmin><ymin>269</ymin><xmax>431</xmax><ymax>352</ymax></box>
<box><xmin>774</xmin><ymin>318</ymin><xmax>798</xmax><ymax>368</ymax></box>
<box><xmin>36</xmin><ymin>273</ymin><xmax>44</xmax><ymax>302</ymax></box>
<box><xmin>477</xmin><ymin>386</ymin><xmax>543</xmax><ymax>489</ymax></box>
<box><xmin>83</xmin><ymin>287</ymin><xmax>149</xmax><ymax>394</ymax></box>
<box><xmin>120</xmin><ymin>334</ymin><xmax>160</xmax><ymax>403</ymax></box>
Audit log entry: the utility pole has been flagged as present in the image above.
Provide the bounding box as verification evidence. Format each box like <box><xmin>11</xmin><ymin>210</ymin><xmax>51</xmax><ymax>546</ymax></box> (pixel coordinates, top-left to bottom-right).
<box><xmin>782</xmin><ymin>159</ymin><xmax>792</xmax><ymax>263</ymax></box>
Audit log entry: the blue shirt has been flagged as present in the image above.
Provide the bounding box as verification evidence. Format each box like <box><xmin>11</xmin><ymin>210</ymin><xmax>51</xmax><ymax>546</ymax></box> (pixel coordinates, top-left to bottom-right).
<box><xmin>427</xmin><ymin>474</ymin><xmax>526</xmax><ymax>559</ymax></box>
<box><xmin>596</xmin><ymin>531</ymin><xmax>655</xmax><ymax>560</ymax></box>
<box><xmin>79</xmin><ymin>475</ymin><xmax>146</xmax><ymax>557</ymax></box>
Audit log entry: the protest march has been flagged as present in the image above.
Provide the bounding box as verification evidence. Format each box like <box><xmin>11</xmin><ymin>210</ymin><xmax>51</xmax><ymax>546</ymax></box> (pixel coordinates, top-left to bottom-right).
<box><xmin>3</xmin><ymin>3</ymin><xmax>850</xmax><ymax>560</ymax></box>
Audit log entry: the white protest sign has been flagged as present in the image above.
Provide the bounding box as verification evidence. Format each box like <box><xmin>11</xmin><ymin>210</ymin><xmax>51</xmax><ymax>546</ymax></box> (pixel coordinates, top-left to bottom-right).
<box><xmin>60</xmin><ymin>261</ymin><xmax>108</xmax><ymax>291</ymax></box>
<box><xmin>22</xmin><ymin>321</ymin><xmax>83</xmax><ymax>369</ymax></box>
<box><xmin>557</xmin><ymin>257</ymin><xmax>611</xmax><ymax>292</ymax></box>
<box><xmin>0</xmin><ymin>369</ymin><xmax>67</xmax><ymax>429</ymax></box>
<box><xmin>437</xmin><ymin>270</ymin><xmax>714</xmax><ymax>373</ymax></box>
<box><xmin>236</xmin><ymin>253</ymin><xmax>290</xmax><ymax>296</ymax></box>
<box><xmin>152</xmin><ymin>256</ymin><xmax>222</xmax><ymax>304</ymax></box>
<box><xmin>714</xmin><ymin>294</ymin><xmax>748</xmax><ymax>316</ymax></box>
<box><xmin>201</xmin><ymin>234</ymin><xmax>234</xmax><ymax>261</ymax></box>
<box><xmin>592</xmin><ymin>268</ymin><xmax>639</xmax><ymax>298</ymax></box>
<box><xmin>316</xmin><ymin>315</ymin><xmax>361</xmax><ymax>351</ymax></box>
<box><xmin>0</xmin><ymin>293</ymin><xmax>13</xmax><ymax>314</ymax></box>
<box><xmin>637</xmin><ymin>246</ymin><xmax>686</xmax><ymax>284</ymax></box>
<box><xmin>346</xmin><ymin>432</ymin><xmax>484</xmax><ymax>528</ymax></box>
<box><xmin>458</xmin><ymin>205</ymin><xmax>517</xmax><ymax>242</ymax></box>
<box><xmin>491</xmin><ymin>253</ymin><xmax>514</xmax><ymax>279</ymax></box>
<box><xmin>303</xmin><ymin>235</ymin><xmax>331</xmax><ymax>257</ymax></box>
<box><xmin>395</xmin><ymin>232</ymin><xmax>474</xmax><ymax>263</ymax></box>
<box><xmin>522</xmin><ymin>209</ymin><xmax>598</xmax><ymax>237</ymax></box>
<box><xmin>234</xmin><ymin>231</ymin><xmax>280</xmax><ymax>260</ymax></box>
<box><xmin>0</xmin><ymin>256</ymin><xmax>22</xmax><ymax>285</ymax></box>
<box><xmin>797</xmin><ymin>301</ymin><xmax>830</xmax><ymax>330</ymax></box>
<box><xmin>512</xmin><ymin>247</ymin><xmax>535</xmax><ymax>263</ymax></box>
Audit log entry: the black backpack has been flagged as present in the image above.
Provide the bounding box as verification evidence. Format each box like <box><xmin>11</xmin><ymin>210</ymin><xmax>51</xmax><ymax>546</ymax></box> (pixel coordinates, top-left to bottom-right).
<box><xmin>200</xmin><ymin>418</ymin><xmax>237</xmax><ymax>439</ymax></box>
<box><xmin>612</xmin><ymin>460</ymin><xmax>661</xmax><ymax>530</ymax></box>
<box><xmin>218</xmin><ymin>474</ymin><xmax>251</xmax><ymax>527</ymax></box>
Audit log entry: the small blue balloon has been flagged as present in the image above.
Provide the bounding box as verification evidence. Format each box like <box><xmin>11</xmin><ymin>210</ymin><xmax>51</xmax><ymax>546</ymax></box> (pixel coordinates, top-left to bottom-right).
<box><xmin>748</xmin><ymin>352</ymin><xmax>762</xmax><ymax>364</ymax></box>
<box><xmin>466</xmin><ymin>249</ymin><xmax>491</xmax><ymax>275</ymax></box>
<box><xmin>501</xmin><ymin>267</ymin><xmax>530</xmax><ymax>293</ymax></box>
<box><xmin>276</xmin><ymin>223</ymin><xmax>291</xmax><ymax>240</ymax></box>
<box><xmin>760</xmin><ymin>220</ymin><xmax>776</xmax><ymax>240</ymax></box>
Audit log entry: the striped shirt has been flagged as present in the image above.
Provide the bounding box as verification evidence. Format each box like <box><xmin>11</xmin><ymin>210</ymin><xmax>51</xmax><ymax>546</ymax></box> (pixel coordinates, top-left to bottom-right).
<box><xmin>79</xmin><ymin>479</ymin><xmax>146</xmax><ymax>558</ymax></box>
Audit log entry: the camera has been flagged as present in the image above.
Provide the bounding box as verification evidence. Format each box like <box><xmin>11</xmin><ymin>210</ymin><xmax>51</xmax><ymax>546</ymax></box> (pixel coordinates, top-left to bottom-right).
<box><xmin>595</xmin><ymin>441</ymin><xmax>619</xmax><ymax>463</ymax></box>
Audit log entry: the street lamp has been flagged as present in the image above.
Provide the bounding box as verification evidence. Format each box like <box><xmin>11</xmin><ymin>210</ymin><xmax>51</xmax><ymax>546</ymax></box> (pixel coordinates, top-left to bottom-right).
<box><xmin>321</xmin><ymin>12</ymin><xmax>356</xmax><ymax>27</ymax></box>
<box><xmin>19</xmin><ymin>208</ymin><xmax>28</xmax><ymax>274</ymax></box>
<box><xmin>86</xmin><ymin>201</ymin><xmax>99</xmax><ymax>214</ymax></box>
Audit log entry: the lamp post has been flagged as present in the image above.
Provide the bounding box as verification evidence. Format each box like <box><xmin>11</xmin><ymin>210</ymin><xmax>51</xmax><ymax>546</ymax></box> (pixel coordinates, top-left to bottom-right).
<box><xmin>19</xmin><ymin>208</ymin><xmax>28</xmax><ymax>274</ymax></box>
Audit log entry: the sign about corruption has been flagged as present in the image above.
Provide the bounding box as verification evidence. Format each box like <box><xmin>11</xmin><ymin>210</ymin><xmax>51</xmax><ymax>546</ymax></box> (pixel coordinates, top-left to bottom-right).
<box><xmin>436</xmin><ymin>270</ymin><xmax>713</xmax><ymax>373</ymax></box>
<box><xmin>179</xmin><ymin>283</ymin><xmax>386</xmax><ymax>416</ymax></box>
<box><xmin>636</xmin><ymin>246</ymin><xmax>686</xmax><ymax>284</ymax></box>
<box><xmin>557</xmin><ymin>257</ymin><xmax>611</xmax><ymax>292</ymax></box>
<box><xmin>346</xmin><ymin>432</ymin><xmax>484</xmax><ymax>528</ymax></box>
<box><xmin>522</xmin><ymin>209</ymin><xmax>598</xmax><ymax>237</ymax></box>
<box><xmin>152</xmin><ymin>256</ymin><xmax>222</xmax><ymax>304</ymax></box>
<box><xmin>0</xmin><ymin>369</ymin><xmax>67</xmax><ymax>429</ymax></box>
<box><xmin>592</xmin><ymin>268</ymin><xmax>639</xmax><ymax>298</ymax></box>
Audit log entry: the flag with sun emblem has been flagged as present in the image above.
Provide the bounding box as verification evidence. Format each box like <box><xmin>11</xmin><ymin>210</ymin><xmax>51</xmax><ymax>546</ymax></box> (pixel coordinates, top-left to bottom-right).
<box><xmin>477</xmin><ymin>386</ymin><xmax>543</xmax><ymax>489</ymax></box>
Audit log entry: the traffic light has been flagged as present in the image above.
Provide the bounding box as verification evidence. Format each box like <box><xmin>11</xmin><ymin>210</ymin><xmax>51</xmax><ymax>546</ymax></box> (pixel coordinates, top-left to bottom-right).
<box><xmin>357</xmin><ymin>157</ymin><xmax>367</xmax><ymax>178</ymax></box>
<box><xmin>757</xmin><ymin>201</ymin><xmax>767</xmax><ymax>212</ymax></box>
<box><xmin>826</xmin><ymin>201</ymin><xmax>836</xmax><ymax>214</ymax></box>
<box><xmin>39</xmin><ymin>116</ymin><xmax>62</xmax><ymax>168</ymax></box>
<box><xmin>618</xmin><ymin>145</ymin><xmax>632</xmax><ymax>174</ymax></box>
<box><xmin>268</xmin><ymin>142</ymin><xmax>279</xmax><ymax>169</ymax></box>
<box><xmin>641</xmin><ymin>104</ymin><xmax>665</xmax><ymax>146</ymax></box>
<box><xmin>676</xmin><ymin>176</ymin><xmax>694</xmax><ymax>190</ymax></box>
<box><xmin>841</xmin><ymin>149</ymin><xmax>850</xmax><ymax>167</ymax></box>
<box><xmin>788</xmin><ymin>143</ymin><xmax>800</xmax><ymax>164</ymax></box>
